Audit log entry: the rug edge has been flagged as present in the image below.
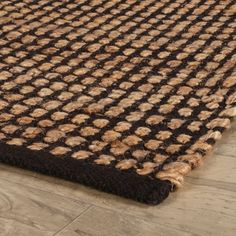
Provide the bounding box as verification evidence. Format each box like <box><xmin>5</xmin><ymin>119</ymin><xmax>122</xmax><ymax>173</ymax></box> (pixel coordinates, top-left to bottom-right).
<box><xmin>0</xmin><ymin>141</ymin><xmax>172</xmax><ymax>205</ymax></box>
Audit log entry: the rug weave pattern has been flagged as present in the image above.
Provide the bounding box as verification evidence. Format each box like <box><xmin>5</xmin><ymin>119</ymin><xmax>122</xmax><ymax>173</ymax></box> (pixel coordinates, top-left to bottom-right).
<box><xmin>0</xmin><ymin>0</ymin><xmax>235</xmax><ymax>204</ymax></box>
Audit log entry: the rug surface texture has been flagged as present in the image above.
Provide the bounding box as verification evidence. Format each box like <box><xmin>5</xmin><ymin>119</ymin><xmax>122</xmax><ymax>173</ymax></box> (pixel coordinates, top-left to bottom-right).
<box><xmin>0</xmin><ymin>0</ymin><xmax>235</xmax><ymax>204</ymax></box>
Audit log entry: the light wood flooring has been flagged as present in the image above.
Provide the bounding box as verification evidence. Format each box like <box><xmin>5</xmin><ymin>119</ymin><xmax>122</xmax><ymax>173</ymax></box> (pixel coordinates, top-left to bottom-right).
<box><xmin>0</xmin><ymin>121</ymin><xmax>235</xmax><ymax>236</ymax></box>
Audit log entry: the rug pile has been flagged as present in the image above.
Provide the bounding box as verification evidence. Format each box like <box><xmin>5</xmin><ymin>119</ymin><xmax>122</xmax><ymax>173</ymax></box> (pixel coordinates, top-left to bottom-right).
<box><xmin>0</xmin><ymin>0</ymin><xmax>235</xmax><ymax>204</ymax></box>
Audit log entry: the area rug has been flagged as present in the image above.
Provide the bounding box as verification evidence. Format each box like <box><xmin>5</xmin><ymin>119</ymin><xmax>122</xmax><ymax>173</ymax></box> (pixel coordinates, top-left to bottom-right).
<box><xmin>0</xmin><ymin>0</ymin><xmax>235</xmax><ymax>204</ymax></box>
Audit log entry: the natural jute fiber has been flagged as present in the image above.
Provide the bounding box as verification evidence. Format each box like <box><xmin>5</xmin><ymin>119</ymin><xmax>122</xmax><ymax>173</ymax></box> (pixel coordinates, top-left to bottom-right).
<box><xmin>0</xmin><ymin>0</ymin><xmax>235</xmax><ymax>204</ymax></box>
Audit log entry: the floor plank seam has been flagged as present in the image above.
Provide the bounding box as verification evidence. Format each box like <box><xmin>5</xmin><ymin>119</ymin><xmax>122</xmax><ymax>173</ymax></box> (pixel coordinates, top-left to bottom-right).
<box><xmin>52</xmin><ymin>205</ymin><xmax>93</xmax><ymax>236</ymax></box>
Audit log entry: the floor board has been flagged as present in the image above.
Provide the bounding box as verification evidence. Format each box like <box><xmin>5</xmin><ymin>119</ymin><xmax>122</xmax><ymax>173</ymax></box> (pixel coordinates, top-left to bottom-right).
<box><xmin>0</xmin><ymin>178</ymin><xmax>89</xmax><ymax>236</ymax></box>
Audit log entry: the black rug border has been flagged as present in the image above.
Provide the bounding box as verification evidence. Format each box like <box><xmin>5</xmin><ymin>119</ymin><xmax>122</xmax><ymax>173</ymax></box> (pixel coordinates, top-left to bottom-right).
<box><xmin>0</xmin><ymin>141</ymin><xmax>171</xmax><ymax>204</ymax></box>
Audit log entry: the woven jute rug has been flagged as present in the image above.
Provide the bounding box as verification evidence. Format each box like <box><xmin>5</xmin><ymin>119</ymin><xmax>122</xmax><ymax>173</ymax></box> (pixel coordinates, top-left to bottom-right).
<box><xmin>0</xmin><ymin>0</ymin><xmax>235</xmax><ymax>204</ymax></box>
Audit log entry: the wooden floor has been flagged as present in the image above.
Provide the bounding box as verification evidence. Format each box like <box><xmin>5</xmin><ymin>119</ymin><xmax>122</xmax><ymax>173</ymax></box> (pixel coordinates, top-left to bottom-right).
<box><xmin>0</xmin><ymin>121</ymin><xmax>235</xmax><ymax>236</ymax></box>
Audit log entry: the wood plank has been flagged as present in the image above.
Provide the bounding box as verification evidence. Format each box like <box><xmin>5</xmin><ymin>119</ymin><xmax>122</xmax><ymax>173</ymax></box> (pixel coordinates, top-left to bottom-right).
<box><xmin>56</xmin><ymin>205</ymin><xmax>193</xmax><ymax>236</ymax></box>
<box><xmin>214</xmin><ymin>121</ymin><xmax>236</xmax><ymax>157</ymax></box>
<box><xmin>0</xmin><ymin>178</ymin><xmax>90</xmax><ymax>236</ymax></box>
<box><xmin>56</xmin><ymin>183</ymin><xmax>236</xmax><ymax>236</ymax></box>
<box><xmin>187</xmin><ymin>154</ymin><xmax>236</xmax><ymax>185</ymax></box>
